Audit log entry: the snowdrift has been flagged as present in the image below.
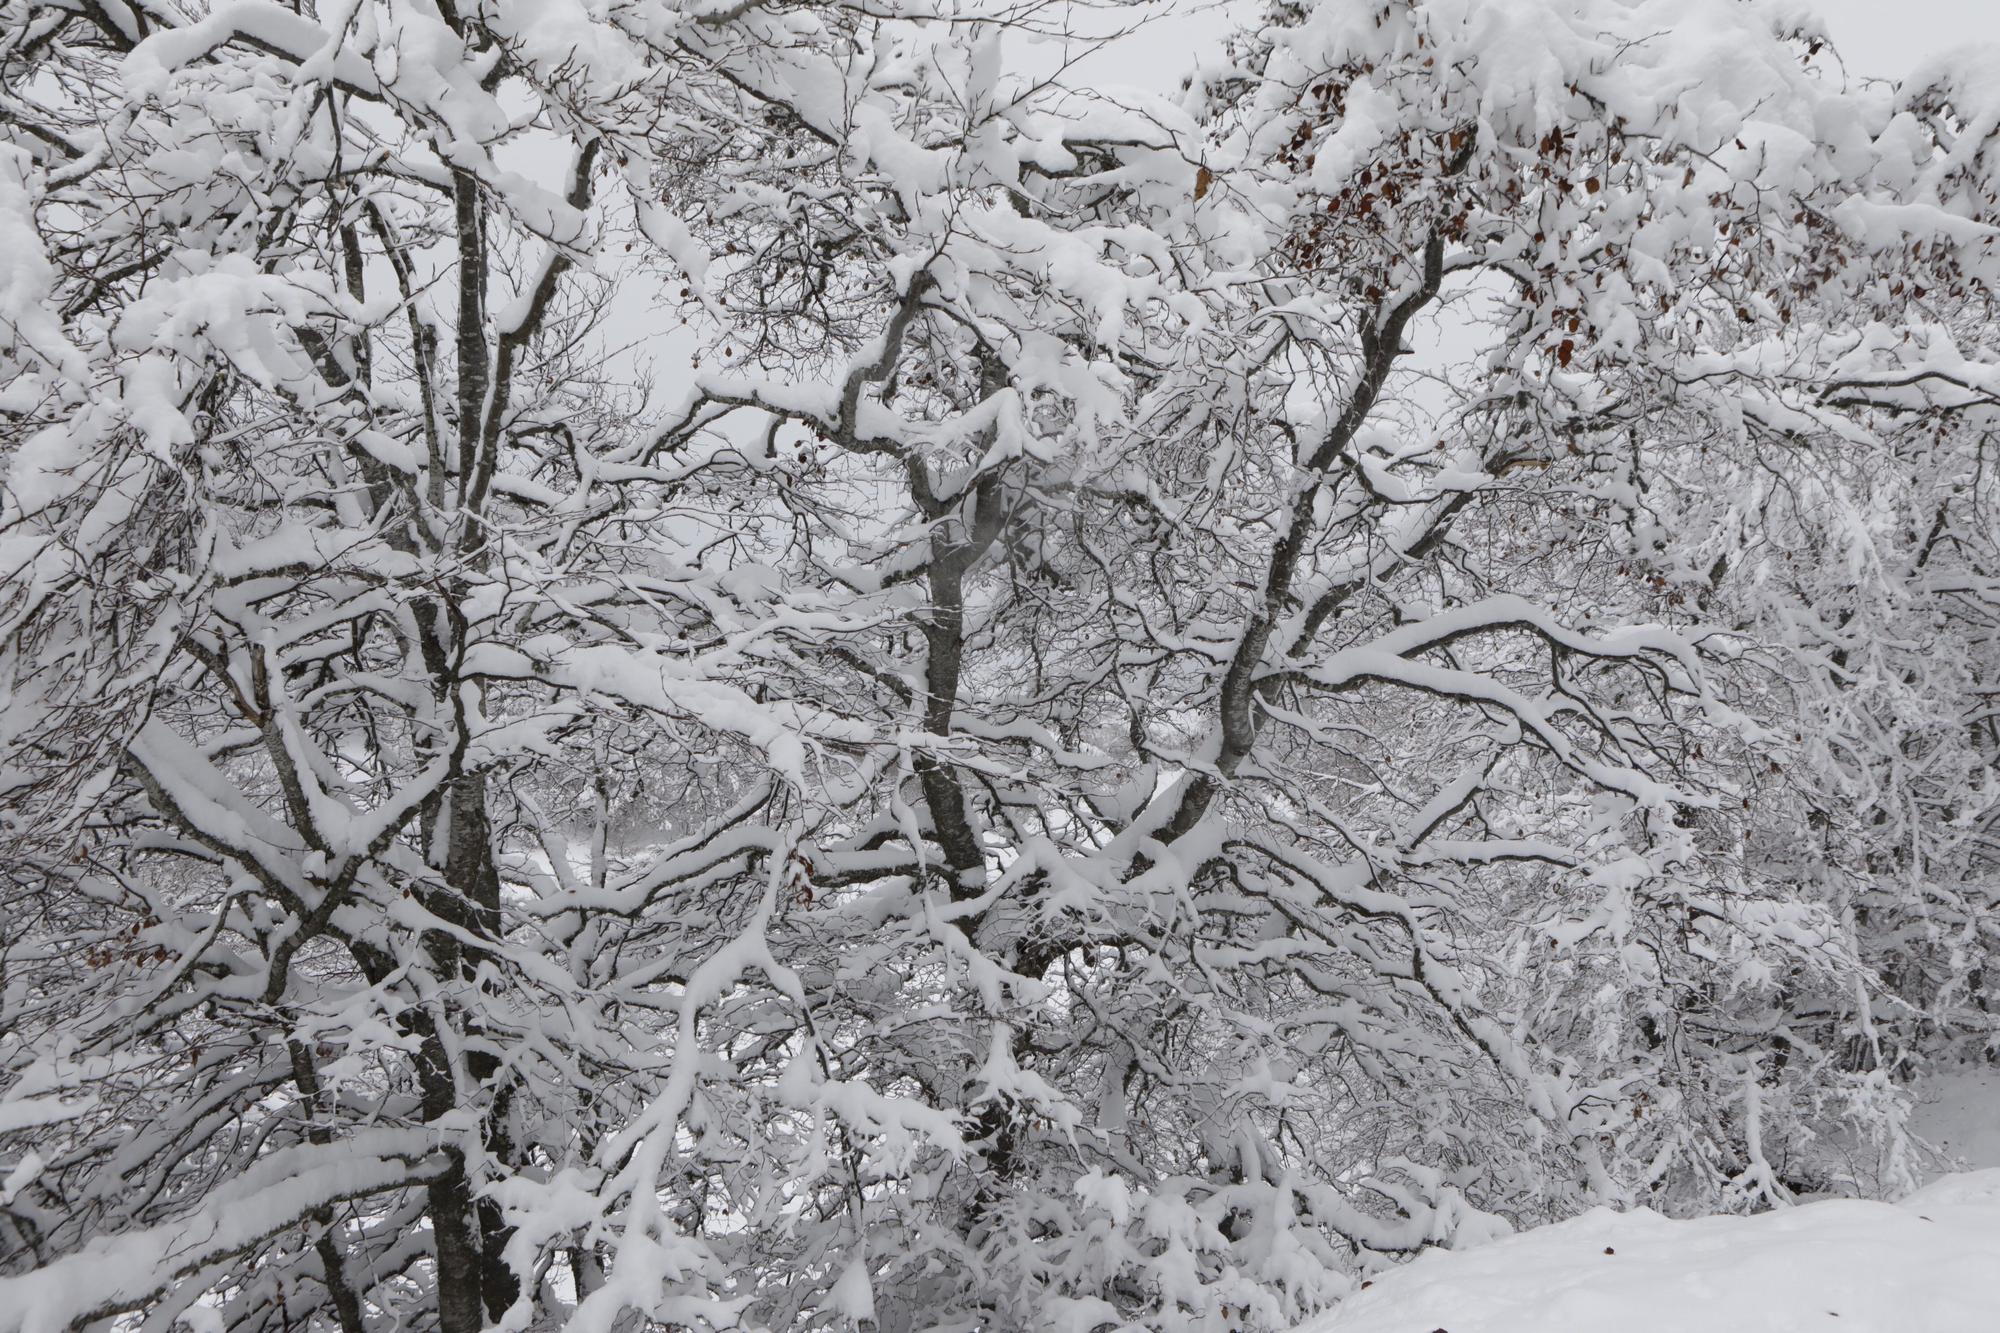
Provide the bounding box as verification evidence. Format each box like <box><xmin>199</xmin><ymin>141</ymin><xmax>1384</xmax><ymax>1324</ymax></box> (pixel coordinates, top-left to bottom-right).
<box><xmin>1300</xmin><ymin>1171</ymin><xmax>2000</xmax><ymax>1333</ymax></box>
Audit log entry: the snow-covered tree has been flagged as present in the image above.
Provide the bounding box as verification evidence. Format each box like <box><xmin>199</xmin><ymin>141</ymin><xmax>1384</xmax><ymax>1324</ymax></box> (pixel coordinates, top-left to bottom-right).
<box><xmin>2</xmin><ymin>2</ymin><xmax>1996</xmax><ymax>1332</ymax></box>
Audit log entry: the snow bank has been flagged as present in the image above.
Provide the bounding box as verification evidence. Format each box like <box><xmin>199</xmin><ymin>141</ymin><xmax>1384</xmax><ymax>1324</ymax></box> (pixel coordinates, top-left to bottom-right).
<box><xmin>1300</xmin><ymin>1171</ymin><xmax>2000</xmax><ymax>1333</ymax></box>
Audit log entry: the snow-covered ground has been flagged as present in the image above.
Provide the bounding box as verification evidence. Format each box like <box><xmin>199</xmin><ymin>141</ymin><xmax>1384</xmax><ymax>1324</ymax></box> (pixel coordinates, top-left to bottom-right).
<box><xmin>1299</xmin><ymin>1170</ymin><xmax>2000</xmax><ymax>1333</ymax></box>
<box><xmin>1911</xmin><ymin>1065</ymin><xmax>2000</xmax><ymax>1176</ymax></box>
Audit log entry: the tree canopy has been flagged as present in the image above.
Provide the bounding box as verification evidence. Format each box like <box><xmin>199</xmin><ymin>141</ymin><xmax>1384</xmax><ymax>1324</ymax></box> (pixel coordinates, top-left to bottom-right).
<box><xmin>0</xmin><ymin>2</ymin><xmax>1995</xmax><ymax>1331</ymax></box>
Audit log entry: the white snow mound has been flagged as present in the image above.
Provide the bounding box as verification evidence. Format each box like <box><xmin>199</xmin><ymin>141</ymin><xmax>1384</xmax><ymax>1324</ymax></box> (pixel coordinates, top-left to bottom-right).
<box><xmin>1300</xmin><ymin>1171</ymin><xmax>2000</xmax><ymax>1333</ymax></box>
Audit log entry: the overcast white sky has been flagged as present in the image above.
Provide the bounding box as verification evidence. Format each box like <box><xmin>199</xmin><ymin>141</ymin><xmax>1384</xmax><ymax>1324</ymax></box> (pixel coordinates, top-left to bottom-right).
<box><xmin>1794</xmin><ymin>0</ymin><xmax>1996</xmax><ymax>77</ymax></box>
